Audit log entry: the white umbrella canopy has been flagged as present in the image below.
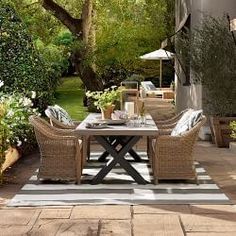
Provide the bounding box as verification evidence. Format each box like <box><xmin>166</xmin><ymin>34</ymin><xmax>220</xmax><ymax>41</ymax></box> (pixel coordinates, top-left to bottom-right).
<box><xmin>140</xmin><ymin>49</ymin><xmax>174</xmax><ymax>87</ymax></box>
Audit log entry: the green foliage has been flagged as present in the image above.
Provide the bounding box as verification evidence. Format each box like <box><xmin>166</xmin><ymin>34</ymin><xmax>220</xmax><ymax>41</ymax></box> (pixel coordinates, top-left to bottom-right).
<box><xmin>55</xmin><ymin>77</ymin><xmax>88</xmax><ymax>121</ymax></box>
<box><xmin>230</xmin><ymin>121</ymin><xmax>236</xmax><ymax>139</ymax></box>
<box><xmin>95</xmin><ymin>0</ymin><xmax>174</xmax><ymax>81</ymax></box>
<box><xmin>176</xmin><ymin>15</ymin><xmax>236</xmax><ymax>116</ymax></box>
<box><xmin>35</xmin><ymin>39</ymin><xmax>69</xmax><ymax>77</ymax></box>
<box><xmin>0</xmin><ymin>1</ymin><xmax>56</xmax><ymax>111</ymax></box>
<box><xmin>0</xmin><ymin>91</ymin><xmax>39</xmax><ymax>180</ymax></box>
<box><xmin>86</xmin><ymin>86</ymin><xmax>121</xmax><ymax>109</ymax></box>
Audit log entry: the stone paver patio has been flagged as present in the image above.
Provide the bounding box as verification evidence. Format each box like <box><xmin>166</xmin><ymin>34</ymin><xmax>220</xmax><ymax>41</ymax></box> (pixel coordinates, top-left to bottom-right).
<box><xmin>1</xmin><ymin>98</ymin><xmax>236</xmax><ymax>235</ymax></box>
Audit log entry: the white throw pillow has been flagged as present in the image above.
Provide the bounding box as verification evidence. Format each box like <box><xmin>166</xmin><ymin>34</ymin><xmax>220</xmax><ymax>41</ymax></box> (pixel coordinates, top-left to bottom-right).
<box><xmin>188</xmin><ymin>110</ymin><xmax>203</xmax><ymax>128</ymax></box>
<box><xmin>45</xmin><ymin>105</ymin><xmax>74</xmax><ymax>126</ymax></box>
<box><xmin>54</xmin><ymin>105</ymin><xmax>74</xmax><ymax>126</ymax></box>
<box><xmin>171</xmin><ymin>109</ymin><xmax>203</xmax><ymax>136</ymax></box>
<box><xmin>171</xmin><ymin>109</ymin><xmax>193</xmax><ymax>136</ymax></box>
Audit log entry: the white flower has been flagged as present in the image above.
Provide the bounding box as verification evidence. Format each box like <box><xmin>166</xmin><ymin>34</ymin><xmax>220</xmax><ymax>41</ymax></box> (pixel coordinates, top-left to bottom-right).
<box><xmin>17</xmin><ymin>140</ymin><xmax>22</xmax><ymax>147</ymax></box>
<box><xmin>111</xmin><ymin>85</ymin><xmax>117</xmax><ymax>89</ymax></box>
<box><xmin>7</xmin><ymin>109</ymin><xmax>14</xmax><ymax>118</ymax></box>
<box><xmin>0</xmin><ymin>80</ymin><xmax>4</xmax><ymax>88</ymax></box>
<box><xmin>31</xmin><ymin>91</ymin><xmax>36</xmax><ymax>99</ymax></box>
<box><xmin>23</xmin><ymin>97</ymin><xmax>33</xmax><ymax>107</ymax></box>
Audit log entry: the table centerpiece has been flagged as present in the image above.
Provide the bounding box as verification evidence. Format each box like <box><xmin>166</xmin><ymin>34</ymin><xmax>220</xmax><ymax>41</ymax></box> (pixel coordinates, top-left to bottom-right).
<box><xmin>86</xmin><ymin>86</ymin><xmax>121</xmax><ymax>120</ymax></box>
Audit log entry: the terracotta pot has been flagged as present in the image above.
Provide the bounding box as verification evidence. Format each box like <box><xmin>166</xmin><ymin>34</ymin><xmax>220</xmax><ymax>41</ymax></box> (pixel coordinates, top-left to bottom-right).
<box><xmin>101</xmin><ymin>105</ymin><xmax>115</xmax><ymax>120</ymax></box>
<box><xmin>1</xmin><ymin>147</ymin><xmax>21</xmax><ymax>173</ymax></box>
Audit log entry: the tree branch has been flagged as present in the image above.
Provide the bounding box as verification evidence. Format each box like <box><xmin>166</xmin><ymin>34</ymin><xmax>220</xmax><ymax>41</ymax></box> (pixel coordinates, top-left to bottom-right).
<box><xmin>42</xmin><ymin>0</ymin><xmax>82</xmax><ymax>37</ymax></box>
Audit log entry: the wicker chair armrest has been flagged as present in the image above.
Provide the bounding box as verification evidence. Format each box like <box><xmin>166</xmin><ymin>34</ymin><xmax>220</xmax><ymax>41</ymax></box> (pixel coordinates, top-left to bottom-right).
<box><xmin>50</xmin><ymin>126</ymin><xmax>77</xmax><ymax>136</ymax></box>
<box><xmin>156</xmin><ymin>118</ymin><xmax>178</xmax><ymax>125</ymax></box>
<box><xmin>155</xmin><ymin>108</ymin><xmax>189</xmax><ymax>125</ymax></box>
<box><xmin>50</xmin><ymin>118</ymin><xmax>76</xmax><ymax>129</ymax></box>
<box><xmin>157</xmin><ymin>123</ymin><xmax>176</xmax><ymax>129</ymax></box>
<box><xmin>73</xmin><ymin>121</ymin><xmax>81</xmax><ymax>126</ymax></box>
<box><xmin>45</xmin><ymin>132</ymin><xmax>78</xmax><ymax>140</ymax></box>
<box><xmin>158</xmin><ymin>129</ymin><xmax>172</xmax><ymax>135</ymax></box>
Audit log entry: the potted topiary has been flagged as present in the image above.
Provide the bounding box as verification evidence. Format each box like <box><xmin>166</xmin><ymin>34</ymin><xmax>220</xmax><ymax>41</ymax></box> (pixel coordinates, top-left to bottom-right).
<box><xmin>176</xmin><ymin>15</ymin><xmax>236</xmax><ymax>147</ymax></box>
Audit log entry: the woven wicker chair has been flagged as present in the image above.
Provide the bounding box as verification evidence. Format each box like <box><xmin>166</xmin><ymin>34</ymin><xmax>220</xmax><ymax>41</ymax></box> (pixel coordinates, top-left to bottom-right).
<box><xmin>150</xmin><ymin>116</ymin><xmax>207</xmax><ymax>184</ymax></box>
<box><xmin>29</xmin><ymin>115</ymin><xmax>83</xmax><ymax>184</ymax></box>
<box><xmin>155</xmin><ymin>108</ymin><xmax>190</xmax><ymax>129</ymax></box>
<box><xmin>147</xmin><ymin>108</ymin><xmax>191</xmax><ymax>158</ymax></box>
<box><xmin>45</xmin><ymin>106</ymin><xmax>90</xmax><ymax>164</ymax></box>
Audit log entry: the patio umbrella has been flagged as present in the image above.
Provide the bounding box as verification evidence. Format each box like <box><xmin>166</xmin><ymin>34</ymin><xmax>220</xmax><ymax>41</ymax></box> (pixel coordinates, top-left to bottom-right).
<box><xmin>140</xmin><ymin>49</ymin><xmax>174</xmax><ymax>88</ymax></box>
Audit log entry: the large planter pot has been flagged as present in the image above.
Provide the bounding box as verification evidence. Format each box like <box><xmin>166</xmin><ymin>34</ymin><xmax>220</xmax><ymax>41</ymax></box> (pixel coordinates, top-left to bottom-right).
<box><xmin>101</xmin><ymin>105</ymin><xmax>115</xmax><ymax>120</ymax></box>
<box><xmin>209</xmin><ymin>116</ymin><xmax>236</xmax><ymax>148</ymax></box>
<box><xmin>1</xmin><ymin>147</ymin><xmax>21</xmax><ymax>173</ymax></box>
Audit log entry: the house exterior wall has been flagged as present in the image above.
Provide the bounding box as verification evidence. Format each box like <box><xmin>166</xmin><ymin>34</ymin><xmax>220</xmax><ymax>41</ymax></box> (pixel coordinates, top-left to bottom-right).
<box><xmin>175</xmin><ymin>0</ymin><xmax>236</xmax><ymax>139</ymax></box>
<box><xmin>175</xmin><ymin>0</ymin><xmax>236</xmax><ymax>113</ymax></box>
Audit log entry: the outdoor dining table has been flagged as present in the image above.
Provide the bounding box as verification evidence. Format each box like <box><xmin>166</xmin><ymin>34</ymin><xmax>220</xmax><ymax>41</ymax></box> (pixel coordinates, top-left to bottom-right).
<box><xmin>76</xmin><ymin>113</ymin><xmax>158</xmax><ymax>184</ymax></box>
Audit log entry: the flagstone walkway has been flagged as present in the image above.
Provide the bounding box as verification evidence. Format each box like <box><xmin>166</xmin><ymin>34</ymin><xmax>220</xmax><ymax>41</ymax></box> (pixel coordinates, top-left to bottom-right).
<box><xmin>1</xmin><ymin>98</ymin><xmax>236</xmax><ymax>235</ymax></box>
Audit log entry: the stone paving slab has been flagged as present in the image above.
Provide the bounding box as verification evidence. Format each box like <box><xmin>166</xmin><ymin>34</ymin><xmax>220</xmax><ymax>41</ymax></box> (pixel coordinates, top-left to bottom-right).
<box><xmin>190</xmin><ymin>205</ymin><xmax>236</xmax><ymax>214</ymax></box>
<box><xmin>0</xmin><ymin>225</ymin><xmax>33</xmax><ymax>236</ymax></box>
<box><xmin>39</xmin><ymin>208</ymin><xmax>72</xmax><ymax>219</ymax></box>
<box><xmin>133</xmin><ymin>214</ymin><xmax>184</xmax><ymax>236</ymax></box>
<box><xmin>0</xmin><ymin>209</ymin><xmax>40</xmax><ymax>225</ymax></box>
<box><xmin>30</xmin><ymin>219</ymin><xmax>99</xmax><ymax>236</ymax></box>
<box><xmin>71</xmin><ymin>205</ymin><xmax>131</xmax><ymax>219</ymax></box>
<box><xmin>99</xmin><ymin>220</ymin><xmax>131</xmax><ymax>236</ymax></box>
<box><xmin>133</xmin><ymin>205</ymin><xmax>191</xmax><ymax>214</ymax></box>
<box><xmin>186</xmin><ymin>233</ymin><xmax>236</xmax><ymax>236</ymax></box>
<box><xmin>181</xmin><ymin>214</ymin><xmax>236</xmax><ymax>232</ymax></box>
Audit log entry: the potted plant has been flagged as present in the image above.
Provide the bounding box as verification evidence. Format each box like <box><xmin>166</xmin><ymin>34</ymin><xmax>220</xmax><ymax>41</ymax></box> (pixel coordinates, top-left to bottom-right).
<box><xmin>86</xmin><ymin>86</ymin><xmax>121</xmax><ymax>119</ymax></box>
<box><xmin>176</xmin><ymin>15</ymin><xmax>236</xmax><ymax>147</ymax></box>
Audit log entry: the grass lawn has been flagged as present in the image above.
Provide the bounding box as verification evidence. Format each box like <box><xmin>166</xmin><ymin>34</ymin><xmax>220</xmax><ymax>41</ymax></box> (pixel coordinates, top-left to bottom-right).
<box><xmin>55</xmin><ymin>76</ymin><xmax>88</xmax><ymax>121</ymax></box>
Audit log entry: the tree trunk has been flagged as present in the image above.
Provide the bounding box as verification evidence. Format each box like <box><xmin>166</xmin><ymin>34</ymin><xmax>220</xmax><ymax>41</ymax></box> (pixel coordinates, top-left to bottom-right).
<box><xmin>42</xmin><ymin>0</ymin><xmax>103</xmax><ymax>91</ymax></box>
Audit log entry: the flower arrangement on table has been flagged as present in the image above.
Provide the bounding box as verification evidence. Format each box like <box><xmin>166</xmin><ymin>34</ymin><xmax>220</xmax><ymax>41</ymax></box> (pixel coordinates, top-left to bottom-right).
<box><xmin>86</xmin><ymin>86</ymin><xmax>121</xmax><ymax>119</ymax></box>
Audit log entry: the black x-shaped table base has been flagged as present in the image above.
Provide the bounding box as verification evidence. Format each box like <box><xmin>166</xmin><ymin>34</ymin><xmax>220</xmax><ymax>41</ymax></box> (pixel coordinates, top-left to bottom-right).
<box><xmin>91</xmin><ymin>135</ymin><xmax>147</xmax><ymax>185</ymax></box>
<box><xmin>98</xmin><ymin>136</ymin><xmax>141</xmax><ymax>162</ymax></box>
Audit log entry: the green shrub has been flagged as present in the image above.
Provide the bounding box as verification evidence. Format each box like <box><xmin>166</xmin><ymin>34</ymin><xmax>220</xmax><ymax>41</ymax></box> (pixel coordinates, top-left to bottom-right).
<box><xmin>0</xmin><ymin>1</ymin><xmax>56</xmax><ymax>112</ymax></box>
<box><xmin>176</xmin><ymin>15</ymin><xmax>236</xmax><ymax>116</ymax></box>
<box><xmin>230</xmin><ymin>121</ymin><xmax>236</xmax><ymax>139</ymax></box>
<box><xmin>35</xmin><ymin>39</ymin><xmax>69</xmax><ymax>78</ymax></box>
<box><xmin>0</xmin><ymin>90</ymin><xmax>39</xmax><ymax>182</ymax></box>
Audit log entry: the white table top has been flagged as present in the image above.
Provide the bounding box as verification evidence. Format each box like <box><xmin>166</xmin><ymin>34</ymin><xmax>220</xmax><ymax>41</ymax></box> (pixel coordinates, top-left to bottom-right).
<box><xmin>76</xmin><ymin>113</ymin><xmax>158</xmax><ymax>136</ymax></box>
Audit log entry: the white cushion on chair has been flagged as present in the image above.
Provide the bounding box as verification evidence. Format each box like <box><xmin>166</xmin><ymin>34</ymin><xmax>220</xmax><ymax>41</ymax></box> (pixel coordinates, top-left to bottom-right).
<box><xmin>171</xmin><ymin>109</ymin><xmax>203</xmax><ymax>136</ymax></box>
<box><xmin>45</xmin><ymin>105</ymin><xmax>74</xmax><ymax>126</ymax></box>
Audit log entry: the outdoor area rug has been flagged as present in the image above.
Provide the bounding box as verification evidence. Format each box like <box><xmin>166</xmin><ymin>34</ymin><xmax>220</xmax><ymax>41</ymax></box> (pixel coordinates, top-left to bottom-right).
<box><xmin>9</xmin><ymin>152</ymin><xmax>231</xmax><ymax>206</ymax></box>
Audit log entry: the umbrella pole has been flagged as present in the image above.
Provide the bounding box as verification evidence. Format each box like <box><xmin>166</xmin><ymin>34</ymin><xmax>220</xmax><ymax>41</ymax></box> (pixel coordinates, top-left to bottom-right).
<box><xmin>160</xmin><ymin>59</ymin><xmax>162</xmax><ymax>88</ymax></box>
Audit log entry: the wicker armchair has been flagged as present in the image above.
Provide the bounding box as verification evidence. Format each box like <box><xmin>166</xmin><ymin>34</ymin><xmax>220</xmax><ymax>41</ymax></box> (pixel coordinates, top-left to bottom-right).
<box><xmin>150</xmin><ymin>116</ymin><xmax>206</xmax><ymax>184</ymax></box>
<box><xmin>147</xmin><ymin>108</ymin><xmax>191</xmax><ymax>158</ymax></box>
<box><xmin>45</xmin><ymin>106</ymin><xmax>90</xmax><ymax>163</ymax></box>
<box><xmin>29</xmin><ymin>115</ymin><xmax>83</xmax><ymax>184</ymax></box>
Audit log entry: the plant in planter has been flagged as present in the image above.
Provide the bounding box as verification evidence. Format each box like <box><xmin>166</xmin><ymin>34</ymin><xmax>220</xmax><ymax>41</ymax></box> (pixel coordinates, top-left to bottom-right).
<box><xmin>86</xmin><ymin>86</ymin><xmax>121</xmax><ymax>119</ymax></box>
<box><xmin>230</xmin><ymin>121</ymin><xmax>236</xmax><ymax>139</ymax></box>
<box><xmin>0</xmin><ymin>90</ymin><xmax>39</xmax><ymax>182</ymax></box>
<box><xmin>176</xmin><ymin>15</ymin><xmax>236</xmax><ymax>147</ymax></box>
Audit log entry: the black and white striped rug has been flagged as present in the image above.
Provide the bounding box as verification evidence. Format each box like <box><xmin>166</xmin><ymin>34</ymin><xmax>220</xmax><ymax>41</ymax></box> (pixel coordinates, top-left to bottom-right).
<box><xmin>9</xmin><ymin>152</ymin><xmax>230</xmax><ymax>206</ymax></box>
